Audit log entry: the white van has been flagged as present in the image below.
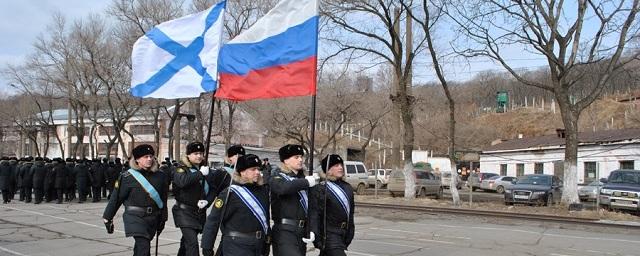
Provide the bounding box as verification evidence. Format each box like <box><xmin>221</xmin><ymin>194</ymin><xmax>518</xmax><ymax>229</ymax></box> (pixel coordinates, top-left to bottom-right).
<box><xmin>343</xmin><ymin>161</ymin><xmax>369</xmax><ymax>195</ymax></box>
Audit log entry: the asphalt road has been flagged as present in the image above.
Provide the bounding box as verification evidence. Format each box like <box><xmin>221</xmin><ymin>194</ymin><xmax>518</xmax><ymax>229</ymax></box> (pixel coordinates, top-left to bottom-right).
<box><xmin>1</xmin><ymin>200</ymin><xmax>639</xmax><ymax>256</ymax></box>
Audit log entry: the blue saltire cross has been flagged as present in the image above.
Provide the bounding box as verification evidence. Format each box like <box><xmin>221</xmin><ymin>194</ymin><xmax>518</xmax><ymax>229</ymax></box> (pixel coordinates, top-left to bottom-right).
<box><xmin>130</xmin><ymin>2</ymin><xmax>225</xmax><ymax>97</ymax></box>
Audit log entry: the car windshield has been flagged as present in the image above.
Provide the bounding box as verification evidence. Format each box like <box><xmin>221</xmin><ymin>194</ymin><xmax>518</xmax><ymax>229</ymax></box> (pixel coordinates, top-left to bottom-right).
<box><xmin>587</xmin><ymin>181</ymin><xmax>603</xmax><ymax>186</ymax></box>
<box><xmin>516</xmin><ymin>175</ymin><xmax>551</xmax><ymax>185</ymax></box>
<box><xmin>442</xmin><ymin>172</ymin><xmax>451</xmax><ymax>177</ymax></box>
<box><xmin>608</xmin><ymin>171</ymin><xmax>640</xmax><ymax>184</ymax></box>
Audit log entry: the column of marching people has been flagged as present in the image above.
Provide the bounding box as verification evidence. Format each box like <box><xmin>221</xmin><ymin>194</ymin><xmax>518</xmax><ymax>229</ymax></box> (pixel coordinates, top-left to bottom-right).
<box><xmin>100</xmin><ymin>142</ymin><xmax>356</xmax><ymax>256</ymax></box>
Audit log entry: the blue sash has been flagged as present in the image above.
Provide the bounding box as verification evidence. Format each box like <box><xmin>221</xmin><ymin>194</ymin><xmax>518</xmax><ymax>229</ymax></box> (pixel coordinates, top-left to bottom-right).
<box><xmin>189</xmin><ymin>167</ymin><xmax>209</xmax><ymax>195</ymax></box>
<box><xmin>127</xmin><ymin>169</ymin><xmax>164</xmax><ymax>209</ymax></box>
<box><xmin>229</xmin><ymin>185</ymin><xmax>268</xmax><ymax>234</ymax></box>
<box><xmin>327</xmin><ymin>182</ymin><xmax>349</xmax><ymax>216</ymax></box>
<box><xmin>278</xmin><ymin>173</ymin><xmax>308</xmax><ymax>213</ymax></box>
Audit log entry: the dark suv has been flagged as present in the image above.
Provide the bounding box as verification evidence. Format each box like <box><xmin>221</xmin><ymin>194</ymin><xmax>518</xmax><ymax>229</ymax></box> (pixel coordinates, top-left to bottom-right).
<box><xmin>504</xmin><ymin>174</ymin><xmax>562</xmax><ymax>206</ymax></box>
<box><xmin>599</xmin><ymin>169</ymin><xmax>640</xmax><ymax>212</ymax></box>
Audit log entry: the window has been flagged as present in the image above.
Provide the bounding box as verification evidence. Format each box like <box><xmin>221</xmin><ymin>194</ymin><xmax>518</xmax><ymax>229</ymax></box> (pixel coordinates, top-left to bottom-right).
<box><xmin>516</xmin><ymin>164</ymin><xmax>524</xmax><ymax>177</ymax></box>
<box><xmin>584</xmin><ymin>162</ymin><xmax>596</xmax><ymax>183</ymax></box>
<box><xmin>356</xmin><ymin>165</ymin><xmax>365</xmax><ymax>174</ymax></box>
<box><xmin>534</xmin><ymin>163</ymin><xmax>544</xmax><ymax>174</ymax></box>
<box><xmin>378</xmin><ymin>170</ymin><xmax>384</xmax><ymax>176</ymax></box>
<box><xmin>100</xmin><ymin>126</ymin><xmax>115</xmax><ymax>136</ymax></box>
<box><xmin>346</xmin><ymin>165</ymin><xmax>356</xmax><ymax>174</ymax></box>
<box><xmin>620</xmin><ymin>160</ymin><xmax>635</xmax><ymax>170</ymax></box>
<box><xmin>130</xmin><ymin>125</ymin><xmax>155</xmax><ymax>135</ymax></box>
<box><xmin>500</xmin><ymin>164</ymin><xmax>507</xmax><ymax>176</ymax></box>
<box><xmin>502</xmin><ymin>177</ymin><xmax>513</xmax><ymax>182</ymax></box>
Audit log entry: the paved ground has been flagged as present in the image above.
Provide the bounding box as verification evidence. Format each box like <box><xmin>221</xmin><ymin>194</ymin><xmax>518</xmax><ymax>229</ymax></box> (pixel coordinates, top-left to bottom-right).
<box><xmin>1</xmin><ymin>199</ymin><xmax>639</xmax><ymax>256</ymax></box>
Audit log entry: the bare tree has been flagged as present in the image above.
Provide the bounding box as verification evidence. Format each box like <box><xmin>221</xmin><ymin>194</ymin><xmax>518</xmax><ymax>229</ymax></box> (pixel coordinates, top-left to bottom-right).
<box><xmin>449</xmin><ymin>0</ymin><xmax>640</xmax><ymax>204</ymax></box>
<box><xmin>323</xmin><ymin>0</ymin><xmax>431</xmax><ymax>198</ymax></box>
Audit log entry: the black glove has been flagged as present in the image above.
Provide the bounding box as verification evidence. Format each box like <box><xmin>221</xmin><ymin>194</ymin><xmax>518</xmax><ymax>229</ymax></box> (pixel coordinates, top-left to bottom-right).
<box><xmin>104</xmin><ymin>220</ymin><xmax>114</xmax><ymax>234</ymax></box>
<box><xmin>202</xmin><ymin>248</ymin><xmax>214</xmax><ymax>256</ymax></box>
<box><xmin>157</xmin><ymin>221</ymin><xmax>165</xmax><ymax>235</ymax></box>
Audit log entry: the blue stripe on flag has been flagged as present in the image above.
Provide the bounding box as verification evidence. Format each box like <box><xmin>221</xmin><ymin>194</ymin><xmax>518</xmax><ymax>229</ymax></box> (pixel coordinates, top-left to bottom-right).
<box><xmin>218</xmin><ymin>16</ymin><xmax>318</xmax><ymax>75</ymax></box>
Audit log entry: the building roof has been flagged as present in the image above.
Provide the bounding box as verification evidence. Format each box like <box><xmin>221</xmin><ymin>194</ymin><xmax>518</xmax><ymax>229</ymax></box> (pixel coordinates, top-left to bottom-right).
<box><xmin>483</xmin><ymin>128</ymin><xmax>640</xmax><ymax>153</ymax></box>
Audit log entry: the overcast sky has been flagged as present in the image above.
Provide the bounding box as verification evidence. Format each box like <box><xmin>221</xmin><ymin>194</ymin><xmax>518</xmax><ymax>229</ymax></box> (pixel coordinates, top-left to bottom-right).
<box><xmin>0</xmin><ymin>1</ymin><xmax>112</xmax><ymax>94</ymax></box>
<box><xmin>0</xmin><ymin>1</ymin><xmax>554</xmax><ymax>96</ymax></box>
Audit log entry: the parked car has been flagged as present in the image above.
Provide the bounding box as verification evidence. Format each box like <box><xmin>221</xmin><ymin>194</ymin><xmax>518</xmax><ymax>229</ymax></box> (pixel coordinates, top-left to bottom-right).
<box><xmin>599</xmin><ymin>169</ymin><xmax>640</xmax><ymax>212</ymax></box>
<box><xmin>467</xmin><ymin>172</ymin><xmax>499</xmax><ymax>191</ymax></box>
<box><xmin>480</xmin><ymin>175</ymin><xmax>516</xmax><ymax>193</ymax></box>
<box><xmin>368</xmin><ymin>169</ymin><xmax>391</xmax><ymax>188</ymax></box>
<box><xmin>387</xmin><ymin>169</ymin><xmax>443</xmax><ymax>199</ymax></box>
<box><xmin>578</xmin><ymin>180</ymin><xmax>604</xmax><ymax>201</ymax></box>
<box><xmin>504</xmin><ymin>174</ymin><xmax>562</xmax><ymax>206</ymax></box>
<box><xmin>344</xmin><ymin>161</ymin><xmax>370</xmax><ymax>195</ymax></box>
<box><xmin>440</xmin><ymin>171</ymin><xmax>462</xmax><ymax>190</ymax></box>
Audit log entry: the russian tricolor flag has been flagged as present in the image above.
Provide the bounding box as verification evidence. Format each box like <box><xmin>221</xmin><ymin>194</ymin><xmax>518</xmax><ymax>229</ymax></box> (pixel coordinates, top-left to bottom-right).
<box><xmin>215</xmin><ymin>0</ymin><xmax>318</xmax><ymax>101</ymax></box>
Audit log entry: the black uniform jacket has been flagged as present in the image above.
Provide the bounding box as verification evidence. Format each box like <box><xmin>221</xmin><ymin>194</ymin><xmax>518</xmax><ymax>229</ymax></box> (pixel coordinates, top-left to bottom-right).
<box><xmin>208</xmin><ymin>163</ymin><xmax>234</xmax><ymax>199</ymax></box>
<box><xmin>31</xmin><ymin>161</ymin><xmax>47</xmax><ymax>189</ymax></box>
<box><xmin>0</xmin><ymin>160</ymin><xmax>14</xmax><ymax>190</ymax></box>
<box><xmin>102</xmin><ymin>159</ymin><xmax>169</xmax><ymax>239</ymax></box>
<box><xmin>309</xmin><ymin>175</ymin><xmax>355</xmax><ymax>250</ymax></box>
<box><xmin>21</xmin><ymin>162</ymin><xmax>34</xmax><ymax>188</ymax></box>
<box><xmin>53</xmin><ymin>162</ymin><xmax>67</xmax><ymax>189</ymax></box>
<box><xmin>171</xmin><ymin>155</ymin><xmax>212</xmax><ymax>230</ymax></box>
<box><xmin>269</xmin><ymin>166</ymin><xmax>310</xmax><ymax>227</ymax></box>
<box><xmin>201</xmin><ymin>172</ymin><xmax>270</xmax><ymax>250</ymax></box>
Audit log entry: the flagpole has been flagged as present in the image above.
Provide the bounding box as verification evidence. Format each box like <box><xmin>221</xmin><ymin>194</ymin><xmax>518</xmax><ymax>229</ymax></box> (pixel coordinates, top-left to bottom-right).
<box><xmin>308</xmin><ymin>0</ymin><xmax>320</xmax><ymax>176</ymax></box>
<box><xmin>204</xmin><ymin>93</ymin><xmax>216</xmax><ymax>166</ymax></box>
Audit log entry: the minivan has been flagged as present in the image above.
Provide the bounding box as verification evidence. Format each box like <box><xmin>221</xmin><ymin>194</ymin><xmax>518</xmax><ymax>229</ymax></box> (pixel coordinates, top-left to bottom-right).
<box><xmin>387</xmin><ymin>169</ymin><xmax>443</xmax><ymax>198</ymax></box>
<box><xmin>344</xmin><ymin>161</ymin><xmax>369</xmax><ymax>195</ymax></box>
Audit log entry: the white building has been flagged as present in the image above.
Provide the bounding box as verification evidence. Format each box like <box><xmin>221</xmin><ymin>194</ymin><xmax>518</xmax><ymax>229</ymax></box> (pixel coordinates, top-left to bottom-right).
<box><xmin>480</xmin><ymin>128</ymin><xmax>640</xmax><ymax>184</ymax></box>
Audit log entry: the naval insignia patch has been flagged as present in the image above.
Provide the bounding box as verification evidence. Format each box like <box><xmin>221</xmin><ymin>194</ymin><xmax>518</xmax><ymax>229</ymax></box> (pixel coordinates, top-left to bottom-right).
<box><xmin>176</xmin><ymin>168</ymin><xmax>185</xmax><ymax>173</ymax></box>
<box><xmin>114</xmin><ymin>180</ymin><xmax>119</xmax><ymax>189</ymax></box>
<box><xmin>214</xmin><ymin>198</ymin><xmax>224</xmax><ymax>209</ymax></box>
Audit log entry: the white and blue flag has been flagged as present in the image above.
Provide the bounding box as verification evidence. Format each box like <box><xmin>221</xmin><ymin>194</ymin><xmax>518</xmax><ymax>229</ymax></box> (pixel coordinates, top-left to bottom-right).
<box><xmin>130</xmin><ymin>1</ymin><xmax>226</xmax><ymax>99</ymax></box>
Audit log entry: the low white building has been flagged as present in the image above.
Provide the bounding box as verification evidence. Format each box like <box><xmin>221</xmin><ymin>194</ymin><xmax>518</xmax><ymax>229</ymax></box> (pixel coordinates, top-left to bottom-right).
<box><xmin>480</xmin><ymin>128</ymin><xmax>640</xmax><ymax>184</ymax></box>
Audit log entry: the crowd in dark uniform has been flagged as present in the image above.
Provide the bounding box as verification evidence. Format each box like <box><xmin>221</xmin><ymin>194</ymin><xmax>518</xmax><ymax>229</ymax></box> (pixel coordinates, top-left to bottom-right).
<box><xmin>0</xmin><ymin>156</ymin><xmax>123</xmax><ymax>205</ymax></box>
<box><xmin>1</xmin><ymin>141</ymin><xmax>357</xmax><ymax>256</ymax></box>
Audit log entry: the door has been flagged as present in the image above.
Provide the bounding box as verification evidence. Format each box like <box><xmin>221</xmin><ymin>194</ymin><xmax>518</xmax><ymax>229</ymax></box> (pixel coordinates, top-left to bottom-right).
<box><xmin>345</xmin><ymin>164</ymin><xmax>357</xmax><ymax>188</ymax></box>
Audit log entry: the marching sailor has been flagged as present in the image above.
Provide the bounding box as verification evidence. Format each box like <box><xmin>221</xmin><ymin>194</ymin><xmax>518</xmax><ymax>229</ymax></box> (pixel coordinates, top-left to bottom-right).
<box><xmin>309</xmin><ymin>154</ymin><xmax>355</xmax><ymax>256</ymax></box>
<box><xmin>201</xmin><ymin>154</ymin><xmax>270</xmax><ymax>256</ymax></box>
<box><xmin>102</xmin><ymin>144</ymin><xmax>169</xmax><ymax>256</ymax></box>
<box><xmin>172</xmin><ymin>141</ymin><xmax>213</xmax><ymax>256</ymax></box>
<box><xmin>270</xmin><ymin>144</ymin><xmax>318</xmax><ymax>256</ymax></box>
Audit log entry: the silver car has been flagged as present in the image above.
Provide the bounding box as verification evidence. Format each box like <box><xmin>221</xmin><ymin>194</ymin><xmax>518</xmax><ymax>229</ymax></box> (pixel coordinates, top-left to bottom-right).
<box><xmin>578</xmin><ymin>181</ymin><xmax>604</xmax><ymax>201</ymax></box>
<box><xmin>480</xmin><ymin>175</ymin><xmax>516</xmax><ymax>194</ymax></box>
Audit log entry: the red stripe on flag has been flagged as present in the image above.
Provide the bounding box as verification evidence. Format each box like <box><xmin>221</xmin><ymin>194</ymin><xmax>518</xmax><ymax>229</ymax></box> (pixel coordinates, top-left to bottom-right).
<box><xmin>215</xmin><ymin>56</ymin><xmax>317</xmax><ymax>101</ymax></box>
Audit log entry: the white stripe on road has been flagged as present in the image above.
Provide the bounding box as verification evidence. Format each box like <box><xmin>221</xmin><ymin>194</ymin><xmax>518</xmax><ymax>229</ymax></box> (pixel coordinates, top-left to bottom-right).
<box><xmin>365</xmin><ymin>228</ymin><xmax>456</xmax><ymax>245</ymax></box>
<box><xmin>0</xmin><ymin>205</ymin><xmax>179</xmax><ymax>243</ymax></box>
<box><xmin>355</xmin><ymin>238</ymin><xmax>426</xmax><ymax>249</ymax></box>
<box><xmin>347</xmin><ymin>251</ymin><xmax>379</xmax><ymax>256</ymax></box>
<box><xmin>0</xmin><ymin>246</ymin><xmax>29</xmax><ymax>256</ymax></box>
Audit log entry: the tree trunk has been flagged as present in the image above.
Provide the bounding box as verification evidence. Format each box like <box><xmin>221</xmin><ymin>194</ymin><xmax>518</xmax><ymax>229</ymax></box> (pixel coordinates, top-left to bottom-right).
<box><xmin>167</xmin><ymin>100</ymin><xmax>181</xmax><ymax>160</ymax></box>
<box><xmin>447</xmin><ymin>99</ymin><xmax>461</xmax><ymax>206</ymax></box>
<box><xmin>195</xmin><ymin>96</ymin><xmax>204</xmax><ymax>142</ymax></box>
<box><xmin>558</xmin><ymin>98</ymin><xmax>580</xmax><ymax>205</ymax></box>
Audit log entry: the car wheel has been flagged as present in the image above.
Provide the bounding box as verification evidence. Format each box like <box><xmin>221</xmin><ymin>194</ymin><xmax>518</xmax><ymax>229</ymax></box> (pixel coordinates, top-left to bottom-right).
<box><xmin>356</xmin><ymin>184</ymin><xmax>366</xmax><ymax>195</ymax></box>
<box><xmin>545</xmin><ymin>194</ymin><xmax>553</xmax><ymax>206</ymax></box>
<box><xmin>471</xmin><ymin>187</ymin><xmax>477</xmax><ymax>192</ymax></box>
<box><xmin>376</xmin><ymin>180</ymin><xmax>382</xmax><ymax>189</ymax></box>
<box><xmin>435</xmin><ymin>187</ymin><xmax>443</xmax><ymax>199</ymax></box>
<box><xmin>496</xmin><ymin>186</ymin><xmax>505</xmax><ymax>194</ymax></box>
<box><xmin>390</xmin><ymin>192</ymin><xmax>397</xmax><ymax>197</ymax></box>
<box><xmin>418</xmin><ymin>188</ymin><xmax>426</xmax><ymax>197</ymax></box>
<box><xmin>505</xmin><ymin>201</ymin><xmax>513</xmax><ymax>206</ymax></box>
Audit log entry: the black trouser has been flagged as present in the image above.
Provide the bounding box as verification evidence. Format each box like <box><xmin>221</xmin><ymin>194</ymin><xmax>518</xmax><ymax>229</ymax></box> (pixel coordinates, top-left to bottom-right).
<box><xmin>33</xmin><ymin>188</ymin><xmax>43</xmax><ymax>203</ymax></box>
<box><xmin>56</xmin><ymin>189</ymin><xmax>64</xmax><ymax>203</ymax></box>
<box><xmin>77</xmin><ymin>186</ymin><xmax>87</xmax><ymax>202</ymax></box>
<box><xmin>102</xmin><ymin>186</ymin><xmax>107</xmax><ymax>197</ymax></box>
<box><xmin>106</xmin><ymin>186</ymin><xmax>114</xmax><ymax>199</ymax></box>
<box><xmin>221</xmin><ymin>235</ymin><xmax>265</xmax><ymax>256</ymax></box>
<box><xmin>91</xmin><ymin>186</ymin><xmax>102</xmax><ymax>202</ymax></box>
<box><xmin>133</xmin><ymin>236</ymin><xmax>151</xmax><ymax>256</ymax></box>
<box><xmin>45</xmin><ymin>188</ymin><xmax>55</xmax><ymax>202</ymax></box>
<box><xmin>66</xmin><ymin>187</ymin><xmax>75</xmax><ymax>201</ymax></box>
<box><xmin>2</xmin><ymin>190</ymin><xmax>10</xmax><ymax>203</ymax></box>
<box><xmin>177</xmin><ymin>227</ymin><xmax>200</xmax><ymax>256</ymax></box>
<box><xmin>272</xmin><ymin>226</ymin><xmax>306</xmax><ymax>256</ymax></box>
<box><xmin>320</xmin><ymin>249</ymin><xmax>346</xmax><ymax>256</ymax></box>
<box><xmin>23</xmin><ymin>186</ymin><xmax>32</xmax><ymax>202</ymax></box>
<box><xmin>19</xmin><ymin>186</ymin><xmax>24</xmax><ymax>201</ymax></box>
